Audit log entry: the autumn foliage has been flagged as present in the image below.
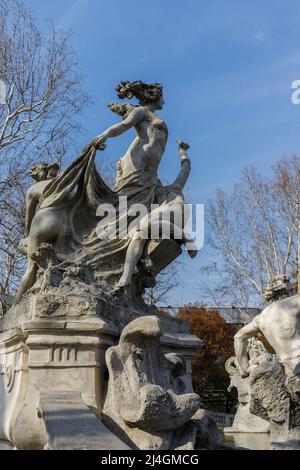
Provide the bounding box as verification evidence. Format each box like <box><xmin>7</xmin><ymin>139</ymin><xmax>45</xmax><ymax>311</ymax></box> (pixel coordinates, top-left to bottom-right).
<box><xmin>179</xmin><ymin>305</ymin><xmax>239</xmax><ymax>393</ymax></box>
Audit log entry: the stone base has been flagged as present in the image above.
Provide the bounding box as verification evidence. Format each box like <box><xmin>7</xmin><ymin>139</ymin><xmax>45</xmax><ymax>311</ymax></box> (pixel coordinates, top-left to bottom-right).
<box><xmin>0</xmin><ymin>317</ymin><xmax>127</xmax><ymax>449</ymax></box>
<box><xmin>39</xmin><ymin>391</ymin><xmax>129</xmax><ymax>450</ymax></box>
<box><xmin>224</xmin><ymin>405</ymin><xmax>269</xmax><ymax>434</ymax></box>
<box><xmin>0</xmin><ymin>314</ymin><xmax>203</xmax><ymax>449</ymax></box>
<box><xmin>224</xmin><ymin>427</ymin><xmax>269</xmax><ymax>433</ymax></box>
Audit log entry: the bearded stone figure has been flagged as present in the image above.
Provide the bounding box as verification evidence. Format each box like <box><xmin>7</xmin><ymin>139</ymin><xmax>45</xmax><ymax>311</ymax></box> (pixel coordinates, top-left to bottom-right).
<box><xmin>234</xmin><ymin>276</ymin><xmax>300</xmax><ymax>449</ymax></box>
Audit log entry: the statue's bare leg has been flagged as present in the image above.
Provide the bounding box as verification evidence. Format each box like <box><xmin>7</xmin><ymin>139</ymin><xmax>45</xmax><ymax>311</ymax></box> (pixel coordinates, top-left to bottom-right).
<box><xmin>14</xmin><ymin>209</ymin><xmax>60</xmax><ymax>304</ymax></box>
<box><xmin>182</xmin><ymin>231</ymin><xmax>198</xmax><ymax>258</ymax></box>
<box><xmin>115</xmin><ymin>217</ymin><xmax>198</xmax><ymax>290</ymax></box>
<box><xmin>116</xmin><ymin>230</ymin><xmax>147</xmax><ymax>288</ymax></box>
<box><xmin>14</xmin><ymin>230</ymin><xmax>42</xmax><ymax>304</ymax></box>
<box><xmin>144</xmin><ymin>205</ymin><xmax>198</xmax><ymax>258</ymax></box>
<box><xmin>150</xmin><ymin>218</ymin><xmax>198</xmax><ymax>258</ymax></box>
<box><xmin>14</xmin><ymin>259</ymin><xmax>39</xmax><ymax>305</ymax></box>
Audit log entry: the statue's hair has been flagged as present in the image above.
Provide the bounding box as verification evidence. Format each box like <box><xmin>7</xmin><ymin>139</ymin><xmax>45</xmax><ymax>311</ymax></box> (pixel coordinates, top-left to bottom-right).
<box><xmin>263</xmin><ymin>275</ymin><xmax>292</xmax><ymax>302</ymax></box>
<box><xmin>29</xmin><ymin>162</ymin><xmax>60</xmax><ymax>180</ymax></box>
<box><xmin>30</xmin><ymin>162</ymin><xmax>48</xmax><ymax>171</ymax></box>
<box><xmin>107</xmin><ymin>102</ymin><xmax>136</xmax><ymax>119</ymax></box>
<box><xmin>115</xmin><ymin>80</ymin><xmax>163</xmax><ymax>105</ymax></box>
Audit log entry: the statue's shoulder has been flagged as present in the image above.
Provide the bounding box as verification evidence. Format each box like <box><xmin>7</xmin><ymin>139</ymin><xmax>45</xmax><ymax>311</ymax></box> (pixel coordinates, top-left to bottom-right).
<box><xmin>260</xmin><ymin>301</ymin><xmax>277</xmax><ymax>319</ymax></box>
<box><xmin>281</xmin><ymin>294</ymin><xmax>300</xmax><ymax>312</ymax></box>
<box><xmin>130</xmin><ymin>105</ymin><xmax>147</xmax><ymax>116</ymax></box>
<box><xmin>28</xmin><ymin>179</ymin><xmax>52</xmax><ymax>197</ymax></box>
<box><xmin>262</xmin><ymin>294</ymin><xmax>300</xmax><ymax>318</ymax></box>
<box><xmin>125</xmin><ymin>105</ymin><xmax>147</xmax><ymax>123</ymax></box>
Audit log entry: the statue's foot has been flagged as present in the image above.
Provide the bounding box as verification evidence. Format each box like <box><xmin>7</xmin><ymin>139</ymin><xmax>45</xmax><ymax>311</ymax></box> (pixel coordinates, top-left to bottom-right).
<box><xmin>186</xmin><ymin>241</ymin><xmax>198</xmax><ymax>258</ymax></box>
<box><xmin>111</xmin><ymin>281</ymin><xmax>130</xmax><ymax>296</ymax></box>
<box><xmin>187</xmin><ymin>249</ymin><xmax>198</xmax><ymax>259</ymax></box>
<box><xmin>139</xmin><ymin>257</ymin><xmax>155</xmax><ymax>274</ymax></box>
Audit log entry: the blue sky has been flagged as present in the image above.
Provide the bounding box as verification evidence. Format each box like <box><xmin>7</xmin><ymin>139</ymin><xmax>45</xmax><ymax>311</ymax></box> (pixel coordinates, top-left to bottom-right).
<box><xmin>25</xmin><ymin>0</ymin><xmax>300</xmax><ymax>305</ymax></box>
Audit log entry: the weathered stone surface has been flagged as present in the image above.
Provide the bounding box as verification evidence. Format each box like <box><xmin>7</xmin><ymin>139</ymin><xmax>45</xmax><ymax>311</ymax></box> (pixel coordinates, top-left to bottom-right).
<box><xmin>0</xmin><ymin>312</ymin><xmax>208</xmax><ymax>450</ymax></box>
<box><xmin>194</xmin><ymin>409</ymin><xmax>223</xmax><ymax>449</ymax></box>
<box><xmin>14</xmin><ymin>81</ymin><xmax>197</xmax><ymax>307</ymax></box>
<box><xmin>39</xmin><ymin>391</ymin><xmax>129</xmax><ymax>450</ymax></box>
<box><xmin>0</xmin><ymin>81</ymin><xmax>209</xmax><ymax>450</ymax></box>
<box><xmin>0</xmin><ymin>268</ymin><xmax>190</xmax><ymax>334</ymax></box>
<box><xmin>102</xmin><ymin>315</ymin><xmax>218</xmax><ymax>450</ymax></box>
<box><xmin>249</xmin><ymin>353</ymin><xmax>300</xmax><ymax>449</ymax></box>
<box><xmin>0</xmin><ymin>318</ymin><xmax>118</xmax><ymax>449</ymax></box>
<box><xmin>234</xmin><ymin>281</ymin><xmax>300</xmax><ymax>449</ymax></box>
<box><xmin>224</xmin><ymin>347</ymin><xmax>269</xmax><ymax>434</ymax></box>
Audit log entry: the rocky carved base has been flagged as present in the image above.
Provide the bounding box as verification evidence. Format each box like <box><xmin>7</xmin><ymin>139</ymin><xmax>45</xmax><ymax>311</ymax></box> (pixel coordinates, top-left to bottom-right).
<box><xmin>249</xmin><ymin>354</ymin><xmax>300</xmax><ymax>449</ymax></box>
<box><xmin>0</xmin><ymin>306</ymin><xmax>218</xmax><ymax>449</ymax></box>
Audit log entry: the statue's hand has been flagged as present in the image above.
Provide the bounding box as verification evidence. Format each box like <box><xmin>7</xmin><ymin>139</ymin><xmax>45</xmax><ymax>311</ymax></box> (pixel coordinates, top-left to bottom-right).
<box><xmin>241</xmin><ymin>371</ymin><xmax>249</xmax><ymax>378</ymax></box>
<box><xmin>92</xmin><ymin>135</ymin><xmax>107</xmax><ymax>150</ymax></box>
<box><xmin>177</xmin><ymin>139</ymin><xmax>190</xmax><ymax>151</ymax></box>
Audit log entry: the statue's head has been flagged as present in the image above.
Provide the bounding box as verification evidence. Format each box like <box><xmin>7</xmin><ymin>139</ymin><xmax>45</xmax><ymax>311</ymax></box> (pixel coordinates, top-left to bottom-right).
<box><xmin>107</xmin><ymin>102</ymin><xmax>136</xmax><ymax>118</ymax></box>
<box><xmin>263</xmin><ymin>275</ymin><xmax>293</xmax><ymax>302</ymax></box>
<box><xmin>28</xmin><ymin>162</ymin><xmax>60</xmax><ymax>182</ymax></box>
<box><xmin>115</xmin><ymin>80</ymin><xmax>164</xmax><ymax>110</ymax></box>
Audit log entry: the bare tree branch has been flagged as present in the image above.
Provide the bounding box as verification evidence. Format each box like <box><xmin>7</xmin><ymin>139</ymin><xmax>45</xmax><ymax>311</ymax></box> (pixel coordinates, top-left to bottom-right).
<box><xmin>203</xmin><ymin>158</ymin><xmax>300</xmax><ymax>307</ymax></box>
<box><xmin>0</xmin><ymin>0</ymin><xmax>90</xmax><ymax>311</ymax></box>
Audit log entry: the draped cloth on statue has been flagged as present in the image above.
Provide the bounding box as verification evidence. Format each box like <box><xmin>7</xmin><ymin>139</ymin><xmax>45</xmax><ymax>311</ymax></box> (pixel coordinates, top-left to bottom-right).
<box><xmin>39</xmin><ymin>144</ymin><xmax>158</xmax><ymax>266</ymax></box>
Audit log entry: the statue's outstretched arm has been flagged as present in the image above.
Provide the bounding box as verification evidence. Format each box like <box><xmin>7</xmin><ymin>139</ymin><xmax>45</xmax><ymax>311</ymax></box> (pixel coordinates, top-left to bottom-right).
<box><xmin>171</xmin><ymin>140</ymin><xmax>191</xmax><ymax>189</ymax></box>
<box><xmin>93</xmin><ymin>107</ymin><xmax>145</xmax><ymax>148</ymax></box>
<box><xmin>234</xmin><ymin>318</ymin><xmax>260</xmax><ymax>374</ymax></box>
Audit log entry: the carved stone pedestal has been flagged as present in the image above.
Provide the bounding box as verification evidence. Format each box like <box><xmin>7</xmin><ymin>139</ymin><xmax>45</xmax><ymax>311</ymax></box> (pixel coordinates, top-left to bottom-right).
<box><xmin>0</xmin><ymin>313</ymin><xmax>211</xmax><ymax>450</ymax></box>
<box><xmin>0</xmin><ymin>317</ymin><xmax>129</xmax><ymax>449</ymax></box>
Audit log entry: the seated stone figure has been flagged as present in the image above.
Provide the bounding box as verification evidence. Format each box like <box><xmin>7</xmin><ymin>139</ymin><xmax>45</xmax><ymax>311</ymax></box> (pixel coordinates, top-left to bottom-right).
<box><xmin>107</xmin><ymin>101</ymin><xmax>197</xmax><ymax>292</ymax></box>
<box><xmin>234</xmin><ymin>276</ymin><xmax>300</xmax><ymax>448</ymax></box>
<box><xmin>113</xmin><ymin>139</ymin><xmax>198</xmax><ymax>292</ymax></box>
<box><xmin>234</xmin><ymin>276</ymin><xmax>300</xmax><ymax>396</ymax></box>
<box><xmin>15</xmin><ymin>162</ymin><xmax>60</xmax><ymax>303</ymax></box>
<box><xmin>102</xmin><ymin>315</ymin><xmax>221</xmax><ymax>450</ymax></box>
<box><xmin>13</xmin><ymin>81</ymin><xmax>197</xmax><ymax>308</ymax></box>
<box><xmin>26</xmin><ymin>162</ymin><xmax>60</xmax><ymax>230</ymax></box>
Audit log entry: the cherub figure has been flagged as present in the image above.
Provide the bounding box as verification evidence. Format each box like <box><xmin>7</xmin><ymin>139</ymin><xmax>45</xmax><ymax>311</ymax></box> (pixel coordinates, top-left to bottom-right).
<box><xmin>15</xmin><ymin>162</ymin><xmax>59</xmax><ymax>304</ymax></box>
<box><xmin>26</xmin><ymin>163</ymin><xmax>60</xmax><ymax>234</ymax></box>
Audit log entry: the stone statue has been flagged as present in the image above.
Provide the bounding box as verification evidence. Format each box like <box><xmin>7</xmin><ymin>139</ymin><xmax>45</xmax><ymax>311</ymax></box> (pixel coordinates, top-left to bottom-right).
<box><xmin>0</xmin><ymin>81</ymin><xmax>206</xmax><ymax>450</ymax></box>
<box><xmin>15</xmin><ymin>162</ymin><xmax>60</xmax><ymax>303</ymax></box>
<box><xmin>26</xmin><ymin>162</ymin><xmax>60</xmax><ymax>233</ymax></box>
<box><xmin>114</xmin><ymin>140</ymin><xmax>198</xmax><ymax>292</ymax></box>
<box><xmin>224</xmin><ymin>339</ymin><xmax>270</xmax><ymax>434</ymax></box>
<box><xmin>103</xmin><ymin>316</ymin><xmax>222</xmax><ymax>450</ymax></box>
<box><xmin>234</xmin><ymin>276</ymin><xmax>300</xmax><ymax>448</ymax></box>
<box><xmin>234</xmin><ymin>276</ymin><xmax>299</xmax><ymax>386</ymax></box>
<box><xmin>13</xmin><ymin>80</ymin><xmax>197</xmax><ymax>306</ymax></box>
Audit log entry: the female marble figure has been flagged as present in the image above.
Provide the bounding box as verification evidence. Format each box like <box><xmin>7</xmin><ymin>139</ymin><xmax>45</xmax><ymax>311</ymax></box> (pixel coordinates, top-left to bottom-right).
<box><xmin>15</xmin><ymin>81</ymin><xmax>194</xmax><ymax>303</ymax></box>
<box><xmin>94</xmin><ymin>80</ymin><xmax>167</xmax><ymax>197</ymax></box>
<box><xmin>114</xmin><ymin>140</ymin><xmax>198</xmax><ymax>291</ymax></box>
